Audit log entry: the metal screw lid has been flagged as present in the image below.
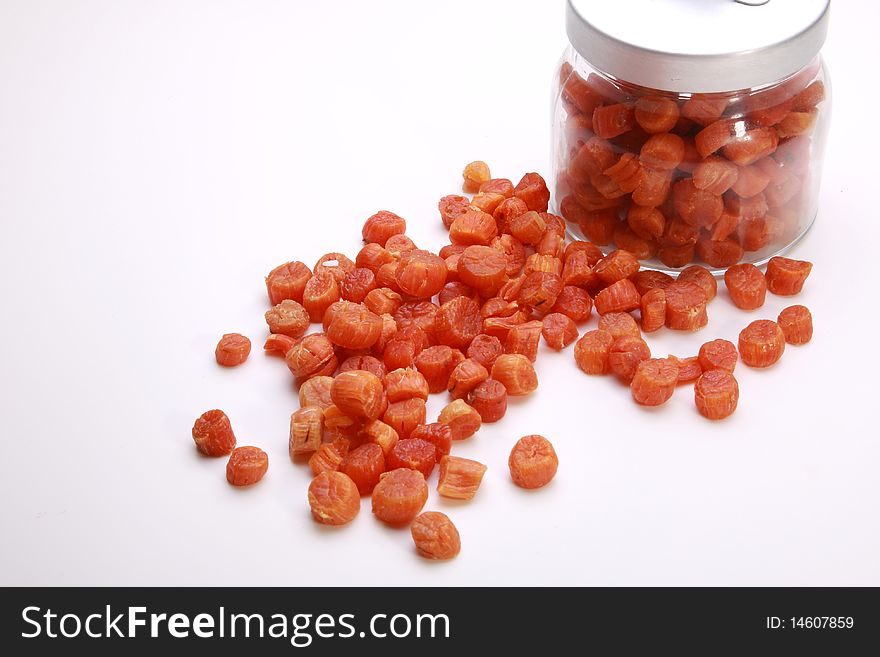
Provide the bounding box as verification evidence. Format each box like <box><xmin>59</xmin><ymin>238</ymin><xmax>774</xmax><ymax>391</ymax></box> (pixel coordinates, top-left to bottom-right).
<box><xmin>566</xmin><ymin>0</ymin><xmax>830</xmax><ymax>93</ymax></box>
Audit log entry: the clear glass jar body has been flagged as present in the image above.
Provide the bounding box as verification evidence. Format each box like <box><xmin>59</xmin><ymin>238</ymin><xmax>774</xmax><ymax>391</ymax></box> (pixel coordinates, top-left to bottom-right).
<box><xmin>551</xmin><ymin>46</ymin><xmax>831</xmax><ymax>272</ymax></box>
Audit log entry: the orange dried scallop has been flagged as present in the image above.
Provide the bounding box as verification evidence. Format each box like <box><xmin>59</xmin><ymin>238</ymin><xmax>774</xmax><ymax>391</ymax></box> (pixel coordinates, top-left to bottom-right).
<box><xmin>467</xmin><ymin>379</ymin><xmax>508</xmax><ymax>423</ymax></box>
<box><xmin>541</xmin><ymin>312</ymin><xmax>579</xmax><ymax>350</ymax></box>
<box><xmin>265</xmin><ymin>300</ymin><xmax>310</xmax><ymax>339</ymax></box>
<box><xmin>631</xmin><ymin>166</ymin><xmax>673</xmax><ymax>207</ymax></box>
<box><xmin>514</xmin><ymin>172</ymin><xmax>551</xmax><ymax>213</ymax></box>
<box><xmin>466</xmin><ymin>334</ymin><xmax>504</xmax><ymax>370</ymax></box>
<box><xmin>777</xmin><ymin>109</ymin><xmax>818</xmax><ymax>139</ymax></box>
<box><xmin>598</xmin><ymin>312</ymin><xmax>641</xmax><ymax>339</ymax></box>
<box><xmin>330</xmin><ymin>370</ymin><xmax>385</xmax><ymax>420</ymax></box>
<box><xmin>289</xmin><ymin>406</ymin><xmax>323</xmax><ymax>457</ymax></box>
<box><xmin>695</xmin><ymin>118</ymin><xmax>737</xmax><ymax>158</ymax></box>
<box><xmin>299</xmin><ymin>375</ymin><xmax>334</xmax><ymax>410</ymax></box>
<box><xmin>339</xmin><ymin>354</ymin><xmax>386</xmax><ymax>380</ymax></box>
<box><xmin>594</xmin><ymin>249</ymin><xmax>640</xmax><ymax>285</ymax></box>
<box><xmin>410</xmin><ymin>423</ymin><xmax>452</xmax><ymax>461</ymax></box>
<box><xmin>694</xmin><ymin>370</ymin><xmax>739</xmax><ymax>420</ymax></box>
<box><xmin>448</xmin><ymin>358</ymin><xmax>489</xmax><ymax>400</ymax></box>
<box><xmin>595</xmin><ymin>279</ymin><xmax>641</xmax><ymax>315</ymax></box>
<box><xmin>604</xmin><ymin>153</ymin><xmax>643</xmax><ymax>192</ymax></box>
<box><xmin>710</xmin><ymin>210</ymin><xmax>741</xmax><ymax>242</ymax></box>
<box><xmin>309</xmin><ymin>439</ymin><xmax>349</xmax><ymax>476</ymax></box>
<box><xmin>504</xmin><ymin>320</ymin><xmax>543</xmax><ymax>362</ymax></box>
<box><xmin>480</xmin><ymin>178</ymin><xmax>514</xmax><ymax>198</ymax></box>
<box><xmin>570</xmin><ymin>137</ymin><xmax>616</xmax><ymax>179</ymax></box>
<box><xmin>765</xmin><ymin>256</ymin><xmax>812</xmax><ymax>295</ymax></box>
<box><xmin>631</xmin><ymin>270</ymin><xmax>675</xmax><ymax>296</ymax></box>
<box><xmin>698</xmin><ymin>338</ymin><xmax>738</xmax><ymax>373</ymax></box>
<box><xmin>215</xmin><ymin>333</ymin><xmax>251</xmax><ymax>367</ymax></box>
<box><xmin>551</xmin><ymin>286</ymin><xmax>594</xmax><ymax>323</ymax></box>
<box><xmin>192</xmin><ymin>409</ymin><xmax>236</xmax><ymax>457</ymax></box>
<box><xmin>682</xmin><ymin>96</ymin><xmax>727</xmax><ymax>127</ymax></box>
<box><xmin>792</xmin><ymin>80</ymin><xmax>826</xmax><ymax>111</ymax></box>
<box><xmin>326</xmin><ymin>304</ymin><xmax>383</xmax><ymax>349</ymax></box>
<box><xmin>508</xmin><ymin>210</ymin><xmax>547</xmax><ymax>246</ymax></box>
<box><xmin>362</xmin><ymin>419</ymin><xmax>399</xmax><ymax>457</ymax></box>
<box><xmin>437</xmin><ymin>455</ymin><xmax>487</xmax><ymax>500</ymax></box>
<box><xmin>383</xmin><ymin>398</ymin><xmax>427</xmax><ymax>440</ymax></box>
<box><xmin>518</xmin><ymin>273</ymin><xmax>561</xmax><ymax>315</ymax></box>
<box><xmin>394</xmin><ymin>301</ymin><xmax>439</xmax><ymax>339</ymax></box>
<box><xmin>341</xmin><ymin>443</ymin><xmax>385</xmax><ymax>495</ymax></box>
<box><xmin>302</xmin><ymin>273</ymin><xmax>340</xmax><ymax>323</ymax></box>
<box><xmin>634</xmin><ymin>95</ymin><xmax>680</xmax><ymax>134</ymax></box>
<box><xmin>640</xmin><ymin>133</ymin><xmax>685</xmax><ymax>170</ymax></box>
<box><xmin>358</xmin><ymin>243</ymin><xmax>396</xmax><ymax>273</ymax></box>
<box><xmin>387</xmin><ymin>438</ymin><xmax>437</xmax><ymax>479</ymax></box>
<box><xmin>340</xmin><ymin>267</ymin><xmax>378</xmax><ymax>303</ymax></box>
<box><xmin>439</xmin><ymin>195</ymin><xmax>471</xmax><ymax>229</ymax></box>
<box><xmin>437</xmin><ymin>399</ymin><xmax>481</xmax><ymax>440</ymax></box>
<box><xmin>613</xmin><ymin>223</ymin><xmax>658</xmax><ymax>261</ymax></box>
<box><xmin>731</xmin><ymin>164</ymin><xmax>771</xmax><ymax>198</ymax></box>
<box><xmin>264</xmin><ymin>333</ymin><xmax>298</xmax><ymax>358</ymax></box>
<box><xmin>561</xmin><ymin>70</ymin><xmax>605</xmax><ymax>116</ymax></box>
<box><xmin>723</xmin><ymin>127</ymin><xmax>779</xmax><ymax>166</ymax></box>
<box><xmin>579</xmin><ymin>207</ymin><xmax>619</xmax><ymax>246</ymax></box>
<box><xmin>777</xmin><ymin>305</ymin><xmax>813</xmax><ymax>345</ymax></box>
<box><xmin>676</xmin><ymin>265</ymin><xmax>716</xmax><ymax>301</ymax></box>
<box><xmin>491</xmin><ymin>354</ymin><xmax>538</xmax><ymax>396</ymax></box>
<box><xmin>308</xmin><ymin>471</ymin><xmax>360</xmax><ymax>526</ymax></box>
<box><xmin>395</xmin><ymin>250</ymin><xmax>448</xmax><ymax>299</ymax></box>
<box><xmin>631</xmin><ymin>358</ymin><xmax>679</xmax><ymax>406</ymax></box>
<box><xmin>434</xmin><ymin>296</ymin><xmax>482</xmax><ymax>350</ymax></box>
<box><xmin>226</xmin><ymin>446</ymin><xmax>268</xmax><ymax>487</ymax></box>
<box><xmin>657</xmin><ymin>243</ymin><xmax>696</xmax><ymax>269</ymax></box>
<box><xmin>509</xmin><ymin>435</ymin><xmax>558</xmax><ymax>489</ymax></box>
<box><xmin>592</xmin><ymin>103</ymin><xmax>635</xmax><ymax>139</ymax></box>
<box><xmin>450</xmin><ymin>209</ymin><xmax>499</xmax><ymax>246</ymax></box>
<box><xmin>608</xmin><ymin>336</ymin><xmax>651</xmax><ymax>383</ymax></box>
<box><xmin>561</xmin><ymin>250</ymin><xmax>598</xmax><ymax>288</ymax></box>
<box><xmin>382</xmin><ymin>336</ymin><xmax>417</xmax><ymax>371</ymax></box>
<box><xmin>384</xmin><ymin>367</ymin><xmax>429</xmax><ymax>403</ymax></box>
<box><xmin>362</xmin><ymin>210</ymin><xmax>406</xmax><ymax>246</ymax></box>
<box><xmin>493</xmin><ymin>197</ymin><xmax>529</xmax><ymax>235</ymax></box>
<box><xmin>471</xmin><ymin>191</ymin><xmax>505</xmax><ymax>215</ymax></box>
<box><xmin>672</xmin><ymin>179</ymin><xmax>723</xmax><ymax>228</ymax></box>
<box><xmin>462</xmin><ymin>161</ymin><xmax>491</xmax><ymax>193</ymax></box>
<box><xmin>574</xmin><ymin>329</ymin><xmax>614</xmax><ymax>375</ymax></box>
<box><xmin>738</xmin><ymin>319</ymin><xmax>785</xmax><ymax>368</ymax></box>
<box><xmin>411</xmin><ymin>512</ymin><xmax>461</xmax><ymax>560</ymax></box>
<box><xmin>639</xmin><ymin>288</ymin><xmax>666</xmax><ymax>333</ymax></box>
<box><xmin>314</xmin><ymin>252</ymin><xmax>355</xmax><ymax>283</ymax></box>
<box><xmin>266</xmin><ymin>261</ymin><xmax>312</xmax><ymax>305</ymax></box>
<box><xmin>664</xmin><ymin>281</ymin><xmax>708</xmax><ymax>331</ymax></box>
<box><xmin>458</xmin><ymin>245</ymin><xmax>508</xmax><ymax>297</ymax></box>
<box><xmin>668</xmin><ymin>355</ymin><xmax>702</xmax><ymax>384</ymax></box>
<box><xmin>627</xmin><ymin>205</ymin><xmax>666</xmax><ymax>241</ymax></box>
<box><xmin>414</xmin><ymin>345</ymin><xmax>463</xmax><ymax>394</ymax></box>
<box><xmin>738</xmin><ymin>216</ymin><xmax>771</xmax><ymax>252</ymax></box>
<box><xmin>724</xmin><ymin>263</ymin><xmax>767</xmax><ymax>310</ymax></box>
<box><xmin>693</xmin><ymin>156</ymin><xmax>739</xmax><ymax>195</ymax></box>
<box><xmin>696</xmin><ymin>237</ymin><xmax>744</xmax><ymax>269</ymax></box>
<box><xmin>371</xmin><ymin>468</ymin><xmax>428</xmax><ymax>525</ymax></box>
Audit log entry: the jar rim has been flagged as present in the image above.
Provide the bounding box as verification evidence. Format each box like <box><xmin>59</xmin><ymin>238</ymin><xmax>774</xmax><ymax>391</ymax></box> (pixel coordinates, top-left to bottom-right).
<box><xmin>566</xmin><ymin>0</ymin><xmax>829</xmax><ymax>93</ymax></box>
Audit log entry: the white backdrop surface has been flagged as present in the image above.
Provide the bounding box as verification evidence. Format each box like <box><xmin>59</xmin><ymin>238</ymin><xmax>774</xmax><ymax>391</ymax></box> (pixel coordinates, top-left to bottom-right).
<box><xmin>1</xmin><ymin>0</ymin><xmax>878</xmax><ymax>586</ymax></box>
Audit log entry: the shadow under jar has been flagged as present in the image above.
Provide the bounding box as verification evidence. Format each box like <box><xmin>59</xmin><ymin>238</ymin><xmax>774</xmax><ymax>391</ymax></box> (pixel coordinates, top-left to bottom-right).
<box><xmin>552</xmin><ymin>0</ymin><xmax>831</xmax><ymax>273</ymax></box>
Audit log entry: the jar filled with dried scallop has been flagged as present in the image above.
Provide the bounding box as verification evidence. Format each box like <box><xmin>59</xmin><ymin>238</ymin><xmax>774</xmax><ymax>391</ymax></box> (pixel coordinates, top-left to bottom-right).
<box><xmin>552</xmin><ymin>0</ymin><xmax>830</xmax><ymax>272</ymax></box>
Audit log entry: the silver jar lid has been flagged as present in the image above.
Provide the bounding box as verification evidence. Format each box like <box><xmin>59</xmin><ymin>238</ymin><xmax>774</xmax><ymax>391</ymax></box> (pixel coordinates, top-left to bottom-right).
<box><xmin>566</xmin><ymin>0</ymin><xmax>830</xmax><ymax>93</ymax></box>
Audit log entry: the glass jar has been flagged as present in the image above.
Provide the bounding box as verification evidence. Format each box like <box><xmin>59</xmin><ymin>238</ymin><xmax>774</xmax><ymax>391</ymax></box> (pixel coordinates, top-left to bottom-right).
<box><xmin>552</xmin><ymin>0</ymin><xmax>831</xmax><ymax>272</ymax></box>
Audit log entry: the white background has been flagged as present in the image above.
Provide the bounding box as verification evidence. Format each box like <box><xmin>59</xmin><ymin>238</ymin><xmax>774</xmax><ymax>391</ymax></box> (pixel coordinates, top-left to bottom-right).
<box><xmin>1</xmin><ymin>0</ymin><xmax>878</xmax><ymax>586</ymax></box>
